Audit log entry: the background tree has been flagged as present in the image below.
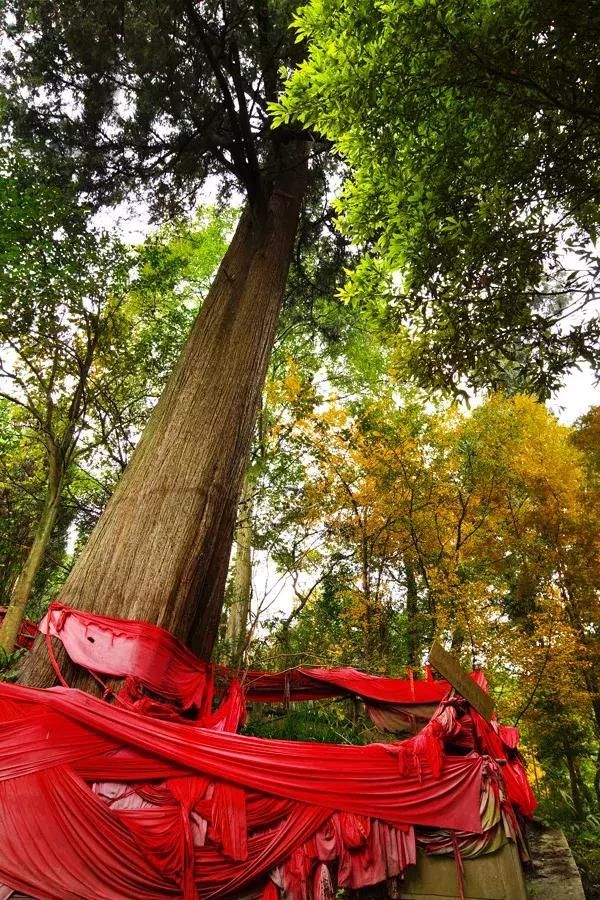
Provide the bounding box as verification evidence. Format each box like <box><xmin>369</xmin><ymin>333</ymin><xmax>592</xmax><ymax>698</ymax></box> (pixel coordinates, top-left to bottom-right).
<box><xmin>222</xmin><ymin>470</ymin><xmax>256</xmax><ymax>667</ymax></box>
<box><xmin>0</xmin><ymin>402</ymin><xmax>71</xmax><ymax>616</ymax></box>
<box><xmin>246</xmin><ymin>384</ymin><xmax>599</xmax><ymax>815</ymax></box>
<box><xmin>0</xmin><ymin>148</ymin><xmax>131</xmax><ymax>652</ymax></box>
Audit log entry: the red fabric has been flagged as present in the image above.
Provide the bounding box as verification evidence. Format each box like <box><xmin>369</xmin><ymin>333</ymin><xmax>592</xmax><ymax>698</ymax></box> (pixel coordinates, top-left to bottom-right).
<box><xmin>0</xmin><ymin>682</ymin><xmax>484</xmax><ymax>832</ymax></box>
<box><xmin>296</xmin><ymin>666</ymin><xmax>451</xmax><ymax>703</ymax></box>
<box><xmin>470</xmin><ymin>710</ymin><xmax>537</xmax><ymax>818</ymax></box>
<box><xmin>313</xmin><ymin>863</ymin><xmax>334</xmax><ymax>900</ymax></box>
<box><xmin>40</xmin><ymin>603</ymin><xmax>209</xmax><ymax>709</ymax></box>
<box><xmin>0</xmin><ymin>608</ymin><xmax>37</xmax><ymax>650</ymax></box>
<box><xmin>40</xmin><ymin>602</ymin><xmax>485</xmax><ymax>707</ymax></box>
<box><xmin>1</xmin><ymin>680</ymin><xmax>456</xmax><ymax>898</ymax></box>
<box><xmin>0</xmin><ymin>604</ymin><xmax>536</xmax><ymax>899</ymax></box>
<box><xmin>0</xmin><ymin>681</ymin><xmax>484</xmax><ymax>899</ymax></box>
<box><xmin>262</xmin><ymin>880</ymin><xmax>280</xmax><ymax>900</ymax></box>
<box><xmin>243</xmin><ymin>666</ymin><xmax>452</xmax><ymax>704</ymax></box>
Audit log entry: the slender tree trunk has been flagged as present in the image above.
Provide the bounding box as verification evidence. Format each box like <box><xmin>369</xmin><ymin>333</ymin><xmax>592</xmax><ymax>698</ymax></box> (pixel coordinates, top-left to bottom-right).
<box><xmin>565</xmin><ymin>748</ymin><xmax>584</xmax><ymax>820</ymax></box>
<box><xmin>559</xmin><ymin>573</ymin><xmax>600</xmax><ymax>759</ymax></box>
<box><xmin>0</xmin><ymin>446</ymin><xmax>64</xmax><ymax>654</ymax></box>
<box><xmin>577</xmin><ymin>762</ymin><xmax>595</xmax><ymax>811</ymax></box>
<box><xmin>450</xmin><ymin>624</ymin><xmax>465</xmax><ymax>654</ymax></box>
<box><xmin>583</xmin><ymin>669</ymin><xmax>600</xmax><ymax>736</ymax></box>
<box><xmin>226</xmin><ymin>472</ymin><xmax>254</xmax><ymax>666</ymax></box>
<box><xmin>361</xmin><ymin>530</ymin><xmax>373</xmax><ymax>663</ymax></box>
<box><xmin>20</xmin><ymin>141</ymin><xmax>309</xmax><ymax>688</ymax></box>
<box><xmin>404</xmin><ymin>559</ymin><xmax>419</xmax><ymax>667</ymax></box>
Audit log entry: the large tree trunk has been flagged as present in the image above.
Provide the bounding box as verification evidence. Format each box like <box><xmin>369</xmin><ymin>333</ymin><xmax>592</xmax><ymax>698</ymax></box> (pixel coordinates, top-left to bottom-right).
<box><xmin>20</xmin><ymin>141</ymin><xmax>309</xmax><ymax>688</ymax></box>
<box><xmin>0</xmin><ymin>446</ymin><xmax>64</xmax><ymax>654</ymax></box>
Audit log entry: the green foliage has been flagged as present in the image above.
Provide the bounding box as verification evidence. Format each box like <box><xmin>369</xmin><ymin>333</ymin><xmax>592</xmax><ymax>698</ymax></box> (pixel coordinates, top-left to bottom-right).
<box><xmin>0</xmin><ymin>646</ymin><xmax>27</xmax><ymax>679</ymax></box>
<box><xmin>243</xmin><ymin>701</ymin><xmax>376</xmax><ymax>745</ymax></box>
<box><xmin>0</xmin><ymin>145</ymin><xmax>131</xmax><ymax>446</ymax></box>
<box><xmin>0</xmin><ymin>400</ymin><xmax>69</xmax><ymax>608</ymax></box>
<box><xmin>0</xmin><ymin>0</ymin><xmax>351</xmax><ymax>348</ymax></box>
<box><xmin>80</xmin><ymin>207</ymin><xmax>235</xmax><ymax>482</ymax></box>
<box><xmin>278</xmin><ymin>0</ymin><xmax>600</xmax><ymax>396</ymax></box>
<box><xmin>571</xmin><ymin>829</ymin><xmax>600</xmax><ymax>900</ymax></box>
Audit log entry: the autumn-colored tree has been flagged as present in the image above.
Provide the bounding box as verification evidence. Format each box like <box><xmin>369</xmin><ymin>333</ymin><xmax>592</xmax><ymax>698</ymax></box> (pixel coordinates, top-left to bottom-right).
<box><xmin>251</xmin><ymin>386</ymin><xmax>599</xmax><ymax>810</ymax></box>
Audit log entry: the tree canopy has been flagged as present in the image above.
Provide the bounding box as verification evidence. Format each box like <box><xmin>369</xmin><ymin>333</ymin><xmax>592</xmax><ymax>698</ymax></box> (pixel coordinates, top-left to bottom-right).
<box><xmin>2</xmin><ymin>0</ymin><xmax>312</xmax><ymax>210</ymax></box>
<box><xmin>274</xmin><ymin>0</ymin><xmax>600</xmax><ymax>395</ymax></box>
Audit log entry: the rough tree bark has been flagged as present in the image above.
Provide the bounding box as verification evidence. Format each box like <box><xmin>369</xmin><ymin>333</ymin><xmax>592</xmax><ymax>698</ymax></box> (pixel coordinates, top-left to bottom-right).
<box><xmin>20</xmin><ymin>141</ymin><xmax>309</xmax><ymax>687</ymax></box>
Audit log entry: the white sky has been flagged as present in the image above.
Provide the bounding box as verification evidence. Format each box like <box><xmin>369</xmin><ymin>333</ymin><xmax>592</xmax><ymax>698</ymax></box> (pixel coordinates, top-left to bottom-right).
<box><xmin>549</xmin><ymin>362</ymin><xmax>598</xmax><ymax>424</ymax></box>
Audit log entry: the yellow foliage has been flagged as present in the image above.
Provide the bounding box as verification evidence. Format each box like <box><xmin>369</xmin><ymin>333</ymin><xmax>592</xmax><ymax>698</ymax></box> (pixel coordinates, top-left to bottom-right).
<box><xmin>269</xmin><ymin>388</ymin><xmax>599</xmax><ymax>749</ymax></box>
<box><xmin>283</xmin><ymin>359</ymin><xmax>302</xmax><ymax>400</ymax></box>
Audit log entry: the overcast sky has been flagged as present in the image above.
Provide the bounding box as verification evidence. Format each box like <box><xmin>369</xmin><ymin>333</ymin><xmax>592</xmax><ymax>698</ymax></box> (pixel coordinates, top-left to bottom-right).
<box><xmin>549</xmin><ymin>362</ymin><xmax>597</xmax><ymax>424</ymax></box>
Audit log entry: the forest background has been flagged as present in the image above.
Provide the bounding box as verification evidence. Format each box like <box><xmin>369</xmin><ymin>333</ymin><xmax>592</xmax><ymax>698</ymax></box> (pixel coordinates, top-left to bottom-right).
<box><xmin>0</xmin><ymin>1</ymin><xmax>599</xmax><ymax>895</ymax></box>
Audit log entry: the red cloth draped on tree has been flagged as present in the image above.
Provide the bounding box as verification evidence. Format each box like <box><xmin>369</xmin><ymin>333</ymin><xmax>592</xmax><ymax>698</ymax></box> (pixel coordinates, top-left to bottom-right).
<box><xmin>0</xmin><ymin>603</ymin><xmax>536</xmax><ymax>899</ymax></box>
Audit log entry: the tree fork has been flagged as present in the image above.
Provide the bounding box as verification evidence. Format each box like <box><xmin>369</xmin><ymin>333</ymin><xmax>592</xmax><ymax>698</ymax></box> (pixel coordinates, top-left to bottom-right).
<box><xmin>19</xmin><ymin>140</ymin><xmax>310</xmax><ymax>688</ymax></box>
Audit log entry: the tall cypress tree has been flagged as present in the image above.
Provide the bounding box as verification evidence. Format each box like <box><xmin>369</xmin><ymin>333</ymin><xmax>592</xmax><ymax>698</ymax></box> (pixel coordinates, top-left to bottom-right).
<box><xmin>3</xmin><ymin>1</ymin><xmax>318</xmax><ymax>683</ymax></box>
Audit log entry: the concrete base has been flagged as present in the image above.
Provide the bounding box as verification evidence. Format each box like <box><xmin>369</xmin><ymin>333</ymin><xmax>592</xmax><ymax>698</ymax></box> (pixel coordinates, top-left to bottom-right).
<box><xmin>525</xmin><ymin>822</ymin><xmax>585</xmax><ymax>900</ymax></box>
<box><xmin>400</xmin><ymin>842</ymin><xmax>528</xmax><ymax>900</ymax></box>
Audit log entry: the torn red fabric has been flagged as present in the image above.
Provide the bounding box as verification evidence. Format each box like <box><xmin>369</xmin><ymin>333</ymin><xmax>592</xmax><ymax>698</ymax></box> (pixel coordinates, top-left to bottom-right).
<box><xmin>0</xmin><ymin>604</ymin><xmax>535</xmax><ymax>899</ymax></box>
<box><xmin>38</xmin><ymin>603</ymin><xmax>465</xmax><ymax>707</ymax></box>
<box><xmin>0</xmin><ymin>608</ymin><xmax>37</xmax><ymax>651</ymax></box>
<box><xmin>469</xmin><ymin>709</ymin><xmax>537</xmax><ymax>818</ymax></box>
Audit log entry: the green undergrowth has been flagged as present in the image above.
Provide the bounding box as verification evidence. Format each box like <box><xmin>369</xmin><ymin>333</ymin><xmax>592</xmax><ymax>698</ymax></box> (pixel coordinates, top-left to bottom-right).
<box><xmin>0</xmin><ymin>647</ymin><xmax>25</xmax><ymax>681</ymax></box>
<box><xmin>242</xmin><ymin>702</ymin><xmax>385</xmax><ymax>745</ymax></box>
<box><xmin>569</xmin><ymin>822</ymin><xmax>600</xmax><ymax>900</ymax></box>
